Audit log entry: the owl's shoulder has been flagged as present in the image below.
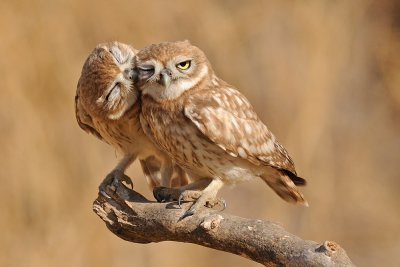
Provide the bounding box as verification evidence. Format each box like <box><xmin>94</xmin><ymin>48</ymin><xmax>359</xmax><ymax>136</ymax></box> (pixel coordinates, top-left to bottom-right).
<box><xmin>184</xmin><ymin>79</ymin><xmax>258</xmax><ymax>122</ymax></box>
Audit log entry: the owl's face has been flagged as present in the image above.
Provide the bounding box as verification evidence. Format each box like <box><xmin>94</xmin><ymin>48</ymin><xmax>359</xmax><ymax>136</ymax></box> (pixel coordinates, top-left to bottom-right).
<box><xmin>77</xmin><ymin>41</ymin><xmax>138</xmax><ymax>120</ymax></box>
<box><xmin>135</xmin><ymin>41</ymin><xmax>212</xmax><ymax>101</ymax></box>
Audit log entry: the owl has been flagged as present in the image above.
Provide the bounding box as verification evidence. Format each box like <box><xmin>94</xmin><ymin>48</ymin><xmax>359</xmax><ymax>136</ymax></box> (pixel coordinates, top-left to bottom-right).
<box><xmin>75</xmin><ymin>41</ymin><xmax>189</xmax><ymax>196</ymax></box>
<box><xmin>135</xmin><ymin>40</ymin><xmax>307</xmax><ymax>217</ymax></box>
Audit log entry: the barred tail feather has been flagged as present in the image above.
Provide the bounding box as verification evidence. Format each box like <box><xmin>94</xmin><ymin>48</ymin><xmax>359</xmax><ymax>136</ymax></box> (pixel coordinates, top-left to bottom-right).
<box><xmin>281</xmin><ymin>169</ymin><xmax>307</xmax><ymax>186</ymax></box>
<box><xmin>261</xmin><ymin>173</ymin><xmax>309</xmax><ymax>206</ymax></box>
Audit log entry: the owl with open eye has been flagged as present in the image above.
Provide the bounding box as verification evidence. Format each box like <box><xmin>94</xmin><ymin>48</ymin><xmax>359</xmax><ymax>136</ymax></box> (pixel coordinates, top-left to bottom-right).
<box><xmin>75</xmin><ymin>41</ymin><xmax>189</xmax><ymax>196</ymax></box>
<box><xmin>136</xmin><ymin>40</ymin><xmax>307</xmax><ymax>217</ymax></box>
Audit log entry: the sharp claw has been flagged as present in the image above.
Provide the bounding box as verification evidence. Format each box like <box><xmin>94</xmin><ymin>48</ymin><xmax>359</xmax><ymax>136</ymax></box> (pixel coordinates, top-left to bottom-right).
<box><xmin>109</xmin><ymin>173</ymin><xmax>133</xmax><ymax>189</ymax></box>
<box><xmin>153</xmin><ymin>189</ymin><xmax>160</xmax><ymax>202</ymax></box>
<box><xmin>99</xmin><ymin>170</ymin><xmax>133</xmax><ymax>198</ymax></box>
<box><xmin>126</xmin><ymin>178</ymin><xmax>134</xmax><ymax>189</ymax></box>
<box><xmin>180</xmin><ymin>209</ymin><xmax>194</xmax><ymax>220</ymax></box>
<box><xmin>178</xmin><ymin>194</ymin><xmax>184</xmax><ymax>209</ymax></box>
<box><xmin>100</xmin><ymin>190</ymin><xmax>111</xmax><ymax>199</ymax></box>
<box><xmin>117</xmin><ymin>175</ymin><xmax>133</xmax><ymax>189</ymax></box>
<box><xmin>153</xmin><ymin>187</ymin><xmax>166</xmax><ymax>202</ymax></box>
<box><xmin>220</xmin><ymin>199</ymin><xmax>227</xmax><ymax>211</ymax></box>
<box><xmin>123</xmin><ymin>178</ymin><xmax>134</xmax><ymax>189</ymax></box>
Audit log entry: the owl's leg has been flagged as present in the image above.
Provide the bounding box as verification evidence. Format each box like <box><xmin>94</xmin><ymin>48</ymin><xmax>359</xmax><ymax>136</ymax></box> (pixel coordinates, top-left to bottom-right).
<box><xmin>99</xmin><ymin>153</ymin><xmax>136</xmax><ymax>198</ymax></box>
<box><xmin>181</xmin><ymin>178</ymin><xmax>225</xmax><ymax>219</ymax></box>
<box><xmin>153</xmin><ymin>178</ymin><xmax>212</xmax><ymax>202</ymax></box>
<box><xmin>139</xmin><ymin>156</ymin><xmax>163</xmax><ymax>189</ymax></box>
<box><xmin>170</xmin><ymin>165</ymin><xmax>190</xmax><ymax>187</ymax></box>
<box><xmin>160</xmin><ymin>159</ymin><xmax>173</xmax><ymax>187</ymax></box>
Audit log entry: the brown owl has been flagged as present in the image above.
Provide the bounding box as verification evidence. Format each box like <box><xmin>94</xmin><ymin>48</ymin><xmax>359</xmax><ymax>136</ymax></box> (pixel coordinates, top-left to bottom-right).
<box><xmin>135</xmin><ymin>40</ymin><xmax>307</xmax><ymax>217</ymax></box>
<box><xmin>75</xmin><ymin>41</ymin><xmax>189</xmax><ymax>196</ymax></box>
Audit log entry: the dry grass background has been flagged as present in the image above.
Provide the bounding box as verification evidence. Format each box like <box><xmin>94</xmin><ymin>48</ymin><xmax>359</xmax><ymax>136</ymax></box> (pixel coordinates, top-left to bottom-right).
<box><xmin>1</xmin><ymin>0</ymin><xmax>399</xmax><ymax>266</ymax></box>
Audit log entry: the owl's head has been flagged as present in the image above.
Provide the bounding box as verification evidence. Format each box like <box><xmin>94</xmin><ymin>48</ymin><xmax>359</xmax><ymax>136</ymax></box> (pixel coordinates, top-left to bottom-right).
<box><xmin>135</xmin><ymin>40</ymin><xmax>213</xmax><ymax>101</ymax></box>
<box><xmin>77</xmin><ymin>41</ymin><xmax>138</xmax><ymax>120</ymax></box>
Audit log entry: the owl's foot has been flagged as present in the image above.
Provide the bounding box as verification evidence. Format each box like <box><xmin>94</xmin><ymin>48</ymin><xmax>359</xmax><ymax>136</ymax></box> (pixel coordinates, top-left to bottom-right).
<box><xmin>180</xmin><ymin>193</ymin><xmax>226</xmax><ymax>219</ymax></box>
<box><xmin>153</xmin><ymin>186</ymin><xmax>180</xmax><ymax>202</ymax></box>
<box><xmin>153</xmin><ymin>187</ymin><xmax>201</xmax><ymax>203</ymax></box>
<box><xmin>177</xmin><ymin>190</ymin><xmax>203</xmax><ymax>207</ymax></box>
<box><xmin>180</xmin><ymin>179</ymin><xmax>225</xmax><ymax>219</ymax></box>
<box><xmin>205</xmin><ymin>198</ymin><xmax>226</xmax><ymax>210</ymax></box>
<box><xmin>99</xmin><ymin>169</ymin><xmax>133</xmax><ymax>198</ymax></box>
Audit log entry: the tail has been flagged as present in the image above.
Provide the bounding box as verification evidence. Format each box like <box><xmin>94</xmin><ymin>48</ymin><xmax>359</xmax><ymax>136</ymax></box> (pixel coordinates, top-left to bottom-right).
<box><xmin>281</xmin><ymin>169</ymin><xmax>307</xmax><ymax>186</ymax></box>
<box><xmin>261</xmin><ymin>170</ymin><xmax>308</xmax><ymax>207</ymax></box>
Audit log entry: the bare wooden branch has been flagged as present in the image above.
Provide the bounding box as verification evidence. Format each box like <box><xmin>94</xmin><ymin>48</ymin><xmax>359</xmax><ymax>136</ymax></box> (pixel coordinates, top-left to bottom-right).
<box><xmin>93</xmin><ymin>182</ymin><xmax>355</xmax><ymax>266</ymax></box>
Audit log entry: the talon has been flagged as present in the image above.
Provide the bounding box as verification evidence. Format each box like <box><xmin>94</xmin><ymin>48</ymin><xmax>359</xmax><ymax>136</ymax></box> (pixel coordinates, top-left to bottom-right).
<box><xmin>153</xmin><ymin>187</ymin><xmax>162</xmax><ymax>202</ymax></box>
<box><xmin>180</xmin><ymin>209</ymin><xmax>194</xmax><ymax>220</ymax></box>
<box><xmin>220</xmin><ymin>199</ymin><xmax>227</xmax><ymax>211</ymax></box>
<box><xmin>178</xmin><ymin>194</ymin><xmax>184</xmax><ymax>208</ymax></box>
<box><xmin>205</xmin><ymin>197</ymin><xmax>226</xmax><ymax>210</ymax></box>
<box><xmin>99</xmin><ymin>170</ymin><xmax>133</xmax><ymax>197</ymax></box>
<box><xmin>100</xmin><ymin>190</ymin><xmax>111</xmax><ymax>199</ymax></box>
<box><xmin>121</xmin><ymin>175</ymin><xmax>134</xmax><ymax>189</ymax></box>
<box><xmin>213</xmin><ymin>198</ymin><xmax>226</xmax><ymax>211</ymax></box>
<box><xmin>153</xmin><ymin>186</ymin><xmax>172</xmax><ymax>202</ymax></box>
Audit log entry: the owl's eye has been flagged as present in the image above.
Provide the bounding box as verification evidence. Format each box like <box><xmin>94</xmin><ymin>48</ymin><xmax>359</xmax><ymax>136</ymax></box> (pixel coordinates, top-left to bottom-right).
<box><xmin>138</xmin><ymin>65</ymin><xmax>155</xmax><ymax>78</ymax></box>
<box><xmin>176</xmin><ymin>60</ymin><xmax>191</xmax><ymax>70</ymax></box>
<box><xmin>138</xmin><ymin>65</ymin><xmax>155</xmax><ymax>72</ymax></box>
<box><xmin>139</xmin><ymin>67</ymin><xmax>153</xmax><ymax>71</ymax></box>
<box><xmin>106</xmin><ymin>83</ymin><xmax>120</xmax><ymax>101</ymax></box>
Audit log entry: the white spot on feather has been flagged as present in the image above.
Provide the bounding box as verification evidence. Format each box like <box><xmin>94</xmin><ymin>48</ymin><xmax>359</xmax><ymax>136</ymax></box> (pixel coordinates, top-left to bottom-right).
<box><xmin>244</xmin><ymin>123</ymin><xmax>252</xmax><ymax>134</ymax></box>
<box><xmin>237</xmin><ymin>147</ymin><xmax>247</xmax><ymax>158</ymax></box>
<box><xmin>235</xmin><ymin>95</ymin><xmax>244</xmax><ymax>106</ymax></box>
<box><xmin>231</xmin><ymin>117</ymin><xmax>240</xmax><ymax>131</ymax></box>
<box><xmin>263</xmin><ymin>139</ymin><xmax>275</xmax><ymax>152</ymax></box>
<box><xmin>213</xmin><ymin>96</ymin><xmax>223</xmax><ymax>106</ymax></box>
<box><xmin>212</xmin><ymin>76</ymin><xmax>219</xmax><ymax>86</ymax></box>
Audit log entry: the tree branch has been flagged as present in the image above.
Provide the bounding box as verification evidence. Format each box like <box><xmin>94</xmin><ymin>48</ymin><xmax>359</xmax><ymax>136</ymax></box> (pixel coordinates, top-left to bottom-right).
<box><xmin>93</xmin><ymin>182</ymin><xmax>355</xmax><ymax>266</ymax></box>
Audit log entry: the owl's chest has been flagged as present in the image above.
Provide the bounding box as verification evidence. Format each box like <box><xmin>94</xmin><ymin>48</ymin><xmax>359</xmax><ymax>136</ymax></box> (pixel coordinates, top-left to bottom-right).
<box><xmin>94</xmin><ymin>114</ymin><xmax>146</xmax><ymax>153</ymax></box>
<box><xmin>144</xmin><ymin>105</ymin><xmax>192</xmax><ymax>153</ymax></box>
<box><xmin>143</xmin><ymin>103</ymin><xmax>232</xmax><ymax>175</ymax></box>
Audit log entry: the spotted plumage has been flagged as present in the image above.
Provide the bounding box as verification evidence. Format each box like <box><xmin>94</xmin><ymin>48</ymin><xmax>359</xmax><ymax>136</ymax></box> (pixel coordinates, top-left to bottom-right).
<box><xmin>136</xmin><ymin>40</ymin><xmax>307</xmax><ymax>216</ymax></box>
<box><xmin>75</xmin><ymin>41</ymin><xmax>189</xmax><ymax>194</ymax></box>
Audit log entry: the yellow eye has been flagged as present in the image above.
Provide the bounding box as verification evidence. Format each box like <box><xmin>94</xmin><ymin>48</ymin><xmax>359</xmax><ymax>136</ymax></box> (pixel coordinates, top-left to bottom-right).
<box><xmin>176</xmin><ymin>60</ymin><xmax>191</xmax><ymax>70</ymax></box>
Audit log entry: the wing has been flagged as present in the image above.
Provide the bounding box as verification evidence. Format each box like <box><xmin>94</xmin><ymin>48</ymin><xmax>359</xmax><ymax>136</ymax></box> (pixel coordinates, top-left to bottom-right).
<box><xmin>75</xmin><ymin>92</ymin><xmax>103</xmax><ymax>141</ymax></box>
<box><xmin>184</xmin><ymin>85</ymin><xmax>297</xmax><ymax>175</ymax></box>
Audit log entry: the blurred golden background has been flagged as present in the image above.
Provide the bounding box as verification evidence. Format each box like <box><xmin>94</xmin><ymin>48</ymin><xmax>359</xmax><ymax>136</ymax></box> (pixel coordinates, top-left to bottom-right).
<box><xmin>1</xmin><ymin>0</ymin><xmax>399</xmax><ymax>266</ymax></box>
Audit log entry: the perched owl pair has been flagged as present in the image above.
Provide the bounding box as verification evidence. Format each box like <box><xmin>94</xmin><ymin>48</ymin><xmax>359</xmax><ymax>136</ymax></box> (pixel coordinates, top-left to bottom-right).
<box><xmin>76</xmin><ymin>40</ymin><xmax>308</xmax><ymax>217</ymax></box>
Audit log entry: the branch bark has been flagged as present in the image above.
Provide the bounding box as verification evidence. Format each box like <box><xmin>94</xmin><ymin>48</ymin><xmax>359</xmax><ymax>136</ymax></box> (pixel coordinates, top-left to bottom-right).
<box><xmin>93</xmin><ymin>182</ymin><xmax>355</xmax><ymax>267</ymax></box>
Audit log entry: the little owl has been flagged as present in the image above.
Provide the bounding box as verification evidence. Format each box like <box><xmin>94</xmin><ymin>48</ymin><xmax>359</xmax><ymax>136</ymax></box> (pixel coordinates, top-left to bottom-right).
<box><xmin>135</xmin><ymin>40</ymin><xmax>307</xmax><ymax>217</ymax></box>
<box><xmin>75</xmin><ymin>41</ymin><xmax>189</xmax><ymax>196</ymax></box>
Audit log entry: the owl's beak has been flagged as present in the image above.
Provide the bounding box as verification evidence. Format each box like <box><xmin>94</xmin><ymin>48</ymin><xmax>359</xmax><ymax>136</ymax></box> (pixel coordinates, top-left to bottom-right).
<box><xmin>124</xmin><ymin>68</ymin><xmax>138</xmax><ymax>82</ymax></box>
<box><xmin>159</xmin><ymin>68</ymin><xmax>172</xmax><ymax>88</ymax></box>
